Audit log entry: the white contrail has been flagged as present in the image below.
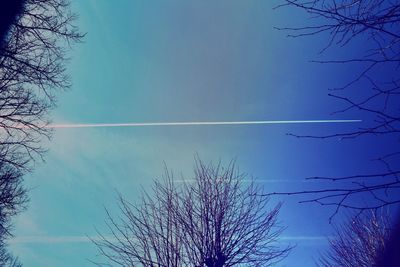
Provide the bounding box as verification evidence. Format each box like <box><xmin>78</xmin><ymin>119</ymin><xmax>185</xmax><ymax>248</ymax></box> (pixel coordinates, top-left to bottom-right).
<box><xmin>46</xmin><ymin>119</ymin><xmax>361</xmax><ymax>129</ymax></box>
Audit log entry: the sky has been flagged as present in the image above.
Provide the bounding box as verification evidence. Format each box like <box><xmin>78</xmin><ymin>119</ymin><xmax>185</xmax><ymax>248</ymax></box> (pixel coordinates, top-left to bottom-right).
<box><xmin>7</xmin><ymin>1</ymin><xmax>396</xmax><ymax>266</ymax></box>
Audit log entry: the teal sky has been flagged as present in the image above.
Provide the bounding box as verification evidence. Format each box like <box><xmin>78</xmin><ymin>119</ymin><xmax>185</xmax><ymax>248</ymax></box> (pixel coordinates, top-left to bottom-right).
<box><xmin>7</xmin><ymin>1</ymin><xmax>391</xmax><ymax>266</ymax></box>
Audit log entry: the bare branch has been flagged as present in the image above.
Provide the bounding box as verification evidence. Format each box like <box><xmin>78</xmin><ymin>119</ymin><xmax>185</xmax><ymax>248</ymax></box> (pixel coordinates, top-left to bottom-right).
<box><xmin>93</xmin><ymin>159</ymin><xmax>292</xmax><ymax>266</ymax></box>
<box><xmin>317</xmin><ymin>210</ymin><xmax>392</xmax><ymax>267</ymax></box>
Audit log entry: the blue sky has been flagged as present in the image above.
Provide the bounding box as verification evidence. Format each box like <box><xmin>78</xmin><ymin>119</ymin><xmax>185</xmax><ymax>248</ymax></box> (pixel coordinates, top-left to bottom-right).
<box><xmin>7</xmin><ymin>1</ymin><xmax>393</xmax><ymax>266</ymax></box>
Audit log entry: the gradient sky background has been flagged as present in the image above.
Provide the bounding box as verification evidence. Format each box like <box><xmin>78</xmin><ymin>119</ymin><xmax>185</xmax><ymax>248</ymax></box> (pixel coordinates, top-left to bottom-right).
<box><xmin>7</xmin><ymin>1</ymin><xmax>395</xmax><ymax>266</ymax></box>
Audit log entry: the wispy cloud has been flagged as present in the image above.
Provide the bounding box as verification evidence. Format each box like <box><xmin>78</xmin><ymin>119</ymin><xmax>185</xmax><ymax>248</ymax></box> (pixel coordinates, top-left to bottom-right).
<box><xmin>280</xmin><ymin>235</ymin><xmax>333</xmax><ymax>241</ymax></box>
<box><xmin>9</xmin><ymin>236</ymin><xmax>93</xmax><ymax>244</ymax></box>
<box><xmin>8</xmin><ymin>235</ymin><xmax>117</xmax><ymax>244</ymax></box>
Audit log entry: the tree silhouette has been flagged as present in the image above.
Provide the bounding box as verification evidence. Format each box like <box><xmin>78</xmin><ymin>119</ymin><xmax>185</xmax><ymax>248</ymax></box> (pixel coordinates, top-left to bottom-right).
<box><xmin>272</xmin><ymin>0</ymin><xmax>400</xmax><ymax>215</ymax></box>
<box><xmin>93</xmin><ymin>159</ymin><xmax>291</xmax><ymax>267</ymax></box>
<box><xmin>0</xmin><ymin>1</ymin><xmax>25</xmax><ymax>46</ymax></box>
<box><xmin>317</xmin><ymin>210</ymin><xmax>392</xmax><ymax>267</ymax></box>
<box><xmin>0</xmin><ymin>163</ymin><xmax>26</xmax><ymax>238</ymax></box>
<box><xmin>0</xmin><ymin>243</ymin><xmax>22</xmax><ymax>267</ymax></box>
<box><xmin>0</xmin><ymin>0</ymin><xmax>83</xmax><ymax>263</ymax></box>
<box><xmin>272</xmin><ymin>1</ymin><xmax>400</xmax><ymax>265</ymax></box>
<box><xmin>0</xmin><ymin>0</ymin><xmax>84</xmax><ymax>172</ymax></box>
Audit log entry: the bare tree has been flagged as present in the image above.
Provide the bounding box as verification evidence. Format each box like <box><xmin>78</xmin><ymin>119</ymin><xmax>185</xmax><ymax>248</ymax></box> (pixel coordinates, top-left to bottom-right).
<box><xmin>0</xmin><ymin>243</ymin><xmax>22</xmax><ymax>267</ymax></box>
<box><xmin>0</xmin><ymin>0</ymin><xmax>84</xmax><ymax>172</ymax></box>
<box><xmin>317</xmin><ymin>210</ymin><xmax>392</xmax><ymax>267</ymax></box>
<box><xmin>271</xmin><ymin>0</ymin><xmax>400</xmax><ymax>215</ymax></box>
<box><xmin>93</xmin><ymin>175</ymin><xmax>185</xmax><ymax>267</ymax></box>
<box><xmin>0</xmin><ymin>0</ymin><xmax>83</xmax><ymax>263</ymax></box>
<box><xmin>177</xmin><ymin>161</ymin><xmax>290</xmax><ymax>267</ymax></box>
<box><xmin>93</xmin><ymin>159</ymin><xmax>291</xmax><ymax>267</ymax></box>
<box><xmin>0</xmin><ymin>0</ymin><xmax>83</xmax><ymax>214</ymax></box>
<box><xmin>271</xmin><ymin>2</ymin><xmax>400</xmax><ymax>265</ymax></box>
<box><xmin>0</xmin><ymin>163</ymin><xmax>26</xmax><ymax>238</ymax></box>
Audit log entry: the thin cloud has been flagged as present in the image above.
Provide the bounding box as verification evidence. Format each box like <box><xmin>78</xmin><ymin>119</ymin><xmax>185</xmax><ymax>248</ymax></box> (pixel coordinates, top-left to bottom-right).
<box><xmin>280</xmin><ymin>236</ymin><xmax>333</xmax><ymax>241</ymax></box>
<box><xmin>9</xmin><ymin>235</ymin><xmax>94</xmax><ymax>244</ymax></box>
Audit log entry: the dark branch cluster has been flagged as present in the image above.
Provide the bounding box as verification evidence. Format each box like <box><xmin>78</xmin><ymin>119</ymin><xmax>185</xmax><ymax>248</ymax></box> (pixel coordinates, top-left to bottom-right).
<box><xmin>0</xmin><ymin>0</ymin><xmax>83</xmax><ymax>264</ymax></box>
<box><xmin>0</xmin><ymin>242</ymin><xmax>22</xmax><ymax>267</ymax></box>
<box><xmin>93</xmin><ymin>160</ymin><xmax>291</xmax><ymax>267</ymax></box>
<box><xmin>269</xmin><ymin>162</ymin><xmax>400</xmax><ymax>221</ymax></box>
<box><xmin>0</xmin><ymin>163</ymin><xmax>26</xmax><ymax>237</ymax></box>
<box><xmin>0</xmin><ymin>162</ymin><xmax>25</xmax><ymax>267</ymax></box>
<box><xmin>0</xmin><ymin>0</ymin><xmax>84</xmax><ymax>172</ymax></box>
<box><xmin>277</xmin><ymin>0</ymin><xmax>400</xmax><ymax>215</ymax></box>
<box><xmin>317</xmin><ymin>210</ymin><xmax>392</xmax><ymax>267</ymax></box>
<box><xmin>278</xmin><ymin>0</ymin><xmax>400</xmax><ymax>142</ymax></box>
<box><xmin>277</xmin><ymin>0</ymin><xmax>400</xmax><ymax>54</ymax></box>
